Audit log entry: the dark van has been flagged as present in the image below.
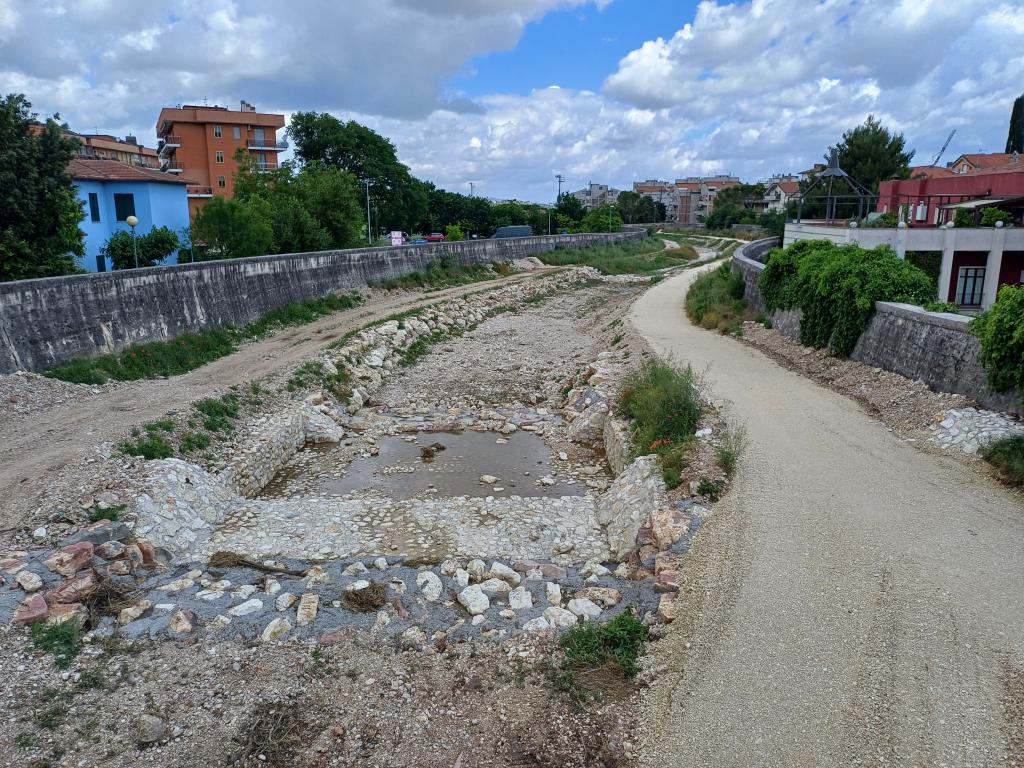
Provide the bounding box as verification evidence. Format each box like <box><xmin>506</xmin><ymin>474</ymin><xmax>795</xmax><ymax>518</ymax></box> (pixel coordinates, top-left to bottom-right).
<box><xmin>491</xmin><ymin>225</ymin><xmax>533</xmax><ymax>239</ymax></box>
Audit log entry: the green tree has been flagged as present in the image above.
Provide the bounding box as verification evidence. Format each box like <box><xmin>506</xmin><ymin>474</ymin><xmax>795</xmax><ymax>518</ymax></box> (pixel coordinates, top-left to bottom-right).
<box><xmin>579</xmin><ymin>204</ymin><xmax>622</xmax><ymax>233</ymax></box>
<box><xmin>101</xmin><ymin>226</ymin><xmax>180</xmax><ymax>270</ymax></box>
<box><xmin>706</xmin><ymin>202</ymin><xmax>755</xmax><ymax>230</ymax></box>
<box><xmin>444</xmin><ymin>224</ymin><xmax>464</xmax><ymax>241</ymax></box>
<box><xmin>288</xmin><ymin>112</ymin><xmax>427</xmax><ymax>232</ymax></box>
<box><xmin>556</xmin><ymin>192</ymin><xmax>586</xmax><ymax>224</ymax></box>
<box><xmin>1006</xmin><ymin>93</ymin><xmax>1024</xmax><ymax>154</ymax></box>
<box><xmin>191</xmin><ymin>196</ymin><xmax>274</xmax><ymax>260</ymax></box>
<box><xmin>0</xmin><ymin>94</ymin><xmax>85</xmax><ymax>281</ymax></box>
<box><xmin>832</xmin><ymin>115</ymin><xmax>914</xmax><ymax>192</ymax></box>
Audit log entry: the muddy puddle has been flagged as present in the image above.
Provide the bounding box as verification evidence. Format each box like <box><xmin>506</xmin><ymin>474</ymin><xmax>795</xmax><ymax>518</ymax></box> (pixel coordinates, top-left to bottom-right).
<box><xmin>262</xmin><ymin>430</ymin><xmax>584</xmax><ymax>500</ymax></box>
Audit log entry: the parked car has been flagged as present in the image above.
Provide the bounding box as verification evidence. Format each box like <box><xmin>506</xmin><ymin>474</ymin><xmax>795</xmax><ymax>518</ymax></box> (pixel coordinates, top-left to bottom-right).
<box><xmin>425</xmin><ymin>232</ymin><xmax>446</xmax><ymax>242</ymax></box>
<box><xmin>410</xmin><ymin>238</ymin><xmax>428</xmax><ymax>245</ymax></box>
<box><xmin>491</xmin><ymin>225</ymin><xmax>533</xmax><ymax>239</ymax></box>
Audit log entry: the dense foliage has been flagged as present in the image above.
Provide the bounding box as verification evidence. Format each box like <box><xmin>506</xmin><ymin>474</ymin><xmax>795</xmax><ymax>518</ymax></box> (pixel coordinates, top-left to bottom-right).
<box><xmin>616</xmin><ymin>191</ymin><xmax>665</xmax><ymax>224</ymax></box>
<box><xmin>971</xmin><ymin>284</ymin><xmax>1024</xmax><ymax>397</ymax></box>
<box><xmin>759</xmin><ymin>240</ymin><xmax>934</xmax><ymax>356</ymax></box>
<box><xmin>538</xmin><ymin>237</ymin><xmax>694</xmax><ymax>275</ymax></box>
<box><xmin>0</xmin><ymin>93</ymin><xmax>85</xmax><ymax>281</ymax></box>
<box><xmin>685</xmin><ymin>261</ymin><xmax>751</xmax><ymax>334</ymax></box>
<box><xmin>980</xmin><ymin>207</ymin><xmax>1013</xmax><ymax>227</ymax></box>
<box><xmin>191</xmin><ymin>196</ymin><xmax>274</xmax><ymax>260</ymax></box>
<box><xmin>101</xmin><ymin>226</ymin><xmax>180</xmax><ymax>270</ymax></box>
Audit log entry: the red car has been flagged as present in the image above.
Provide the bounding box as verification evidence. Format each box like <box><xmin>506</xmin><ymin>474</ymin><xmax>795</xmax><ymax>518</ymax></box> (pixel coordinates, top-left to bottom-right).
<box><xmin>425</xmin><ymin>232</ymin><xmax>446</xmax><ymax>242</ymax></box>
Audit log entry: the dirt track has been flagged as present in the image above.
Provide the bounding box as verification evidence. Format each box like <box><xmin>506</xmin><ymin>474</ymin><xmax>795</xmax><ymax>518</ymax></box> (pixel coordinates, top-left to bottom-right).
<box><xmin>631</xmin><ymin>266</ymin><xmax>1024</xmax><ymax>767</ymax></box>
<box><xmin>0</xmin><ymin>272</ymin><xmax>547</xmax><ymax>532</ymax></box>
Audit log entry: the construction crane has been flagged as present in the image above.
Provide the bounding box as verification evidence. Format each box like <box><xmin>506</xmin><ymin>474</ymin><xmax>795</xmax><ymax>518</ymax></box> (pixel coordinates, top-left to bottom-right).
<box><xmin>930</xmin><ymin>129</ymin><xmax>957</xmax><ymax>168</ymax></box>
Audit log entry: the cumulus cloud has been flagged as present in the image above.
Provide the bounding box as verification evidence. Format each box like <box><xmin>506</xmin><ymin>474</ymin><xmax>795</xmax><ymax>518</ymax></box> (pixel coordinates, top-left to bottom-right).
<box><xmin>0</xmin><ymin>0</ymin><xmax>1019</xmax><ymax>199</ymax></box>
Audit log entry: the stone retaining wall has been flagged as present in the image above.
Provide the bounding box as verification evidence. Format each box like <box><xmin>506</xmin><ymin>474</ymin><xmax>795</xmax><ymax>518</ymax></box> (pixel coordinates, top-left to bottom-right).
<box><xmin>732</xmin><ymin>240</ymin><xmax>1021</xmax><ymax>413</ymax></box>
<box><xmin>0</xmin><ymin>232</ymin><xmax>643</xmax><ymax>375</ymax></box>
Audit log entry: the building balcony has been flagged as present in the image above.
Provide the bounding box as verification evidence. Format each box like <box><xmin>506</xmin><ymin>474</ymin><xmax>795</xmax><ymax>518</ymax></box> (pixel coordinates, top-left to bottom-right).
<box><xmin>187</xmin><ymin>185</ymin><xmax>214</xmax><ymax>198</ymax></box>
<box><xmin>246</xmin><ymin>138</ymin><xmax>288</xmax><ymax>151</ymax></box>
<box><xmin>158</xmin><ymin>135</ymin><xmax>181</xmax><ymax>157</ymax></box>
<box><xmin>161</xmin><ymin>160</ymin><xmax>185</xmax><ymax>173</ymax></box>
<box><xmin>253</xmin><ymin>162</ymin><xmax>279</xmax><ymax>173</ymax></box>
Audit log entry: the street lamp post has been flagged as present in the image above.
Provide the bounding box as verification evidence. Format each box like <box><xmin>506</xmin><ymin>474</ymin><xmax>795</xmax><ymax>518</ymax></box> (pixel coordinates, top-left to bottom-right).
<box><xmin>125</xmin><ymin>215</ymin><xmax>139</xmax><ymax>269</ymax></box>
<box><xmin>362</xmin><ymin>180</ymin><xmax>372</xmax><ymax>245</ymax></box>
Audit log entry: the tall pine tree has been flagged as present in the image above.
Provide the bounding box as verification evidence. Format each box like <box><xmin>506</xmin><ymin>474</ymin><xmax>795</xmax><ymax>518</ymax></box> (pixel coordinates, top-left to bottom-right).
<box><xmin>1006</xmin><ymin>93</ymin><xmax>1024</xmax><ymax>154</ymax></box>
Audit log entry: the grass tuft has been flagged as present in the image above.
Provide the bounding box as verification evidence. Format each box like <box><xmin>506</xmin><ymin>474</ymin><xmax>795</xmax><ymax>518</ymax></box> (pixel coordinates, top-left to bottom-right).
<box><xmin>549</xmin><ymin>612</ymin><xmax>648</xmax><ymax>709</ymax></box>
<box><xmin>30</xmin><ymin>622</ymin><xmax>83</xmax><ymax>669</ymax></box>
<box><xmin>540</xmin><ymin>238</ymin><xmax>697</xmax><ymax>275</ymax></box>
<box><xmin>982</xmin><ymin>435</ymin><xmax>1024</xmax><ymax>486</ymax></box>
<box><xmin>685</xmin><ymin>262</ymin><xmax>752</xmax><ymax>334</ymax></box>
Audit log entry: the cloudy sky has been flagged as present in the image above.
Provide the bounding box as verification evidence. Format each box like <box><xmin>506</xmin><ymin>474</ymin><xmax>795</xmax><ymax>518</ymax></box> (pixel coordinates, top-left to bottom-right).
<box><xmin>1</xmin><ymin>0</ymin><xmax>1021</xmax><ymax>201</ymax></box>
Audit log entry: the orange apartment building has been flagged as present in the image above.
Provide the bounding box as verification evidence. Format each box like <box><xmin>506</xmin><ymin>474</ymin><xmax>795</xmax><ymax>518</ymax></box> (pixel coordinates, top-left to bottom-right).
<box><xmin>154</xmin><ymin>100</ymin><xmax>286</xmax><ymax>218</ymax></box>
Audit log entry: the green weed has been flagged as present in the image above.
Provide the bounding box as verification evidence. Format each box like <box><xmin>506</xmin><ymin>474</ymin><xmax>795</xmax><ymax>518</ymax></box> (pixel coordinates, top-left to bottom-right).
<box><xmin>88</xmin><ymin>504</ymin><xmax>126</xmax><ymax>523</ymax></box>
<box><xmin>981</xmin><ymin>435</ymin><xmax>1024</xmax><ymax>486</ymax></box>
<box><xmin>30</xmin><ymin>622</ymin><xmax>83</xmax><ymax>669</ymax></box>
<box><xmin>118</xmin><ymin>433</ymin><xmax>173</xmax><ymax>460</ymax></box>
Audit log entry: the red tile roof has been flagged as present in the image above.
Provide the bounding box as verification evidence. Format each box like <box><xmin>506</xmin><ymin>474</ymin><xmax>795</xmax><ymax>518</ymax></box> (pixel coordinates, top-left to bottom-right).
<box><xmin>908</xmin><ymin>166</ymin><xmax>956</xmax><ymax>180</ymax></box>
<box><xmin>68</xmin><ymin>159</ymin><xmax>192</xmax><ymax>185</ymax></box>
<box><xmin>771</xmin><ymin>180</ymin><xmax>801</xmax><ymax>194</ymax></box>
<box><xmin>954</xmin><ymin>153</ymin><xmax>1015</xmax><ymax>170</ymax></box>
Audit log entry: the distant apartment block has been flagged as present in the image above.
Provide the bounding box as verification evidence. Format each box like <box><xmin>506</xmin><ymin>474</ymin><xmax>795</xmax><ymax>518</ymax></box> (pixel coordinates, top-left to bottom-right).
<box><xmin>572</xmin><ymin>182</ymin><xmax>623</xmax><ymax>212</ymax></box>
<box><xmin>763</xmin><ymin>176</ymin><xmax>801</xmax><ymax>213</ymax></box>
<box><xmin>632</xmin><ymin>175</ymin><xmax>741</xmax><ymax>224</ymax></box>
<box><xmin>73</xmin><ymin>133</ymin><xmax>161</xmax><ymax>168</ymax></box>
<box><xmin>155</xmin><ymin>100</ymin><xmax>286</xmax><ymax>217</ymax></box>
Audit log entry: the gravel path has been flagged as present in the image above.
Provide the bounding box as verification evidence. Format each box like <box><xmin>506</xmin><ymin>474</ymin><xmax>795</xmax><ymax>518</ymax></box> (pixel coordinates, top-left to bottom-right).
<box><xmin>630</xmin><ymin>266</ymin><xmax>1024</xmax><ymax>767</ymax></box>
<box><xmin>0</xmin><ymin>271</ymin><xmax>551</xmax><ymax>533</ymax></box>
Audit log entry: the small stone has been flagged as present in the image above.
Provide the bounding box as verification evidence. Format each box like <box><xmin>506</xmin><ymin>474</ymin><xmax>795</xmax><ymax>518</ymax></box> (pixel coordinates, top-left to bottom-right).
<box><xmin>466</xmin><ymin>559</ymin><xmax>486</xmax><ymax>583</ymax></box>
<box><xmin>261</xmin><ymin>618</ymin><xmax>292</xmax><ymax>642</ymax></box>
<box><xmin>540</xmin><ymin>563</ymin><xmax>567</xmax><ymax>580</ymax></box>
<box><xmin>487</xmin><ymin>561</ymin><xmax>522</xmax><ymax>586</ymax></box>
<box><xmin>454</xmin><ymin>568</ymin><xmax>470</xmax><ymax>588</ymax></box>
<box><xmin>416</xmin><ymin>571</ymin><xmax>443</xmax><ymax>602</ymax></box>
<box><xmin>346</xmin><ymin>579</ymin><xmax>371</xmax><ymax>592</ymax></box>
<box><xmin>134</xmin><ymin>714</ymin><xmax>167</xmax><ymax>745</ymax></box>
<box><xmin>545</xmin><ymin>582</ymin><xmax>562</xmax><ymax>605</ymax></box>
<box><xmin>49</xmin><ymin>571</ymin><xmax>98</xmax><ymax>604</ymax></box>
<box><xmin>654</xmin><ymin>570</ymin><xmax>681</xmax><ymax>593</ymax></box>
<box><xmin>42</xmin><ymin>542</ymin><xmax>94</xmax><ymax>577</ymax></box>
<box><xmin>400</xmin><ymin>626</ymin><xmax>428</xmax><ymax>649</ymax></box>
<box><xmin>580</xmin><ymin>561</ymin><xmax>610</xmax><ymax>579</ymax></box>
<box><xmin>228</xmin><ymin>598</ymin><xmax>264</xmax><ymax>617</ymax></box>
<box><xmin>276</xmin><ymin>592</ymin><xmax>298</xmax><ymax>612</ymax></box>
<box><xmin>168</xmin><ymin>609</ymin><xmax>195</xmax><ymax>634</ymax></box>
<box><xmin>343</xmin><ymin>562</ymin><xmax>368</xmax><ymax>576</ymax></box>
<box><xmin>209</xmin><ymin>615</ymin><xmax>231</xmax><ymax>631</ymax></box>
<box><xmin>296</xmin><ymin>593</ymin><xmax>320</xmax><ymax>626</ymax></box>
<box><xmin>457</xmin><ymin>585</ymin><xmax>490</xmax><ymax>615</ymax></box>
<box><xmin>543</xmin><ymin>606</ymin><xmax>578</xmax><ymax>628</ymax></box>
<box><xmin>13</xmin><ymin>593</ymin><xmax>48</xmax><ymax>625</ymax></box>
<box><xmin>567</xmin><ymin>598</ymin><xmax>602</xmax><ymax>621</ymax></box>
<box><xmin>118</xmin><ymin>600</ymin><xmax>153</xmax><ymax>625</ymax></box>
<box><xmin>658</xmin><ymin>592</ymin><xmax>680</xmax><ymax>622</ymax></box>
<box><xmin>479</xmin><ymin>474</ymin><xmax>499</xmax><ymax>485</ymax></box>
<box><xmin>539</xmin><ymin>476</ymin><xmax>556</xmax><ymax>486</ymax></box>
<box><xmin>478</xmin><ymin>578</ymin><xmax>512</xmax><ymax>595</ymax></box>
<box><xmin>47</xmin><ymin>602</ymin><xmax>87</xmax><ymax>628</ymax></box>
<box><xmin>499</xmin><ymin>609</ymin><xmax>516</xmax><ymax>619</ymax></box>
<box><xmin>508</xmin><ymin>586</ymin><xmax>533</xmax><ymax>610</ymax></box>
<box><xmin>373</xmin><ymin>557</ymin><xmax>389</xmax><ymax>570</ymax></box>
<box><xmin>15</xmin><ymin>571</ymin><xmax>42</xmax><ymax>593</ymax></box>
<box><xmin>306</xmin><ymin>566</ymin><xmax>328</xmax><ymax>586</ymax></box>
<box><xmin>574</xmin><ymin>587</ymin><xmax>621</xmax><ymax>608</ymax></box>
<box><xmin>439</xmin><ymin>559</ymin><xmax>462</xmax><ymax>577</ymax></box>
<box><xmin>32</xmin><ymin>527</ymin><xmax>47</xmax><ymax>542</ymax></box>
<box><xmin>0</xmin><ymin>558</ymin><xmax>27</xmax><ymax>574</ymax></box>
<box><xmin>161</xmin><ymin>577</ymin><xmax>195</xmax><ymax>593</ymax></box>
<box><xmin>471</xmin><ymin>614</ymin><xmax>486</xmax><ymax>626</ymax></box>
<box><xmin>522</xmin><ymin>616</ymin><xmax>551</xmax><ymax>632</ymax></box>
<box><xmin>232</xmin><ymin>584</ymin><xmax>258</xmax><ymax>599</ymax></box>
<box><xmin>264</xmin><ymin>578</ymin><xmax>281</xmax><ymax>596</ymax></box>
<box><xmin>558</xmin><ymin>451</ymin><xmax>569</xmax><ymax>461</ymax></box>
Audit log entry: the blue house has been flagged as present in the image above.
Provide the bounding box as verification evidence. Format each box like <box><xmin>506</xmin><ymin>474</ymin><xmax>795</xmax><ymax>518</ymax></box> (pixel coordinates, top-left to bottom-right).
<box><xmin>70</xmin><ymin>159</ymin><xmax>192</xmax><ymax>272</ymax></box>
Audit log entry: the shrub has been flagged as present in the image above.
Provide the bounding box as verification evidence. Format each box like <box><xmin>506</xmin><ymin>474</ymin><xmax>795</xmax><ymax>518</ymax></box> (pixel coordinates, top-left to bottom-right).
<box><xmin>193</xmin><ymin>393</ymin><xmax>240</xmax><ymax>433</ymax></box>
<box><xmin>179</xmin><ymin>431</ymin><xmax>212</xmax><ymax>453</ymax></box>
<box><xmin>980</xmin><ymin>207</ymin><xmax>1013</xmax><ymax>227</ymax></box>
<box><xmin>119</xmin><ymin>433</ymin><xmax>173</xmax><ymax>460</ymax></box>
<box><xmin>971</xmin><ymin>285</ymin><xmax>1024</xmax><ymax>396</ymax></box>
<box><xmin>758</xmin><ymin>240</ymin><xmax>934</xmax><ymax>356</ymax></box>
<box><xmin>287</xmin><ymin>360</ymin><xmax>351</xmax><ymax>398</ymax></box>
<box><xmin>685</xmin><ymin>262</ymin><xmax>749</xmax><ymax>332</ymax></box>
<box><xmin>619</xmin><ymin>359</ymin><xmax>703</xmax><ymax>449</ymax></box>
<box><xmin>715</xmin><ymin>426</ymin><xmax>748</xmax><ymax>477</ymax></box>
<box><xmin>444</xmin><ymin>224</ymin><xmax>464</xmax><ymax>242</ymax></box>
<box><xmin>560</xmin><ymin>612</ymin><xmax>648</xmax><ymax>678</ymax></box>
<box><xmin>101</xmin><ymin>226</ymin><xmax>180</xmax><ymax>270</ymax></box>
<box><xmin>954</xmin><ymin>208</ymin><xmax>974</xmax><ymax>228</ymax></box>
<box><xmin>696</xmin><ymin>477</ymin><xmax>725</xmax><ymax>501</ymax></box>
<box><xmin>905</xmin><ymin>251</ymin><xmax>941</xmax><ymax>290</ymax></box>
<box><xmin>88</xmin><ymin>504</ymin><xmax>125</xmax><ymax>523</ymax></box>
<box><xmin>981</xmin><ymin>435</ymin><xmax>1024</xmax><ymax>486</ymax></box>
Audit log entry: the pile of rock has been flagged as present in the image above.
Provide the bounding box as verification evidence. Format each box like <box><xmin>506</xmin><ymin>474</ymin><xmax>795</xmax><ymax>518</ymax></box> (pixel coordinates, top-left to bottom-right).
<box><xmin>2</xmin><ymin>519</ymin><xmax>167</xmax><ymax>629</ymax></box>
<box><xmin>927</xmin><ymin>407</ymin><xmax>1024</xmax><ymax>455</ymax></box>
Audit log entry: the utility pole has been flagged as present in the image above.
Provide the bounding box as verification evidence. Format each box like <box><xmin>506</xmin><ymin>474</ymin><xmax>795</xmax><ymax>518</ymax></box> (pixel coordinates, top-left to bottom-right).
<box><xmin>469</xmin><ymin>181</ymin><xmax>475</xmax><ymax>197</ymax></box>
<box><xmin>556</xmin><ymin>173</ymin><xmax>564</xmax><ymax>201</ymax></box>
<box><xmin>363</xmin><ymin>179</ymin><xmax>372</xmax><ymax>244</ymax></box>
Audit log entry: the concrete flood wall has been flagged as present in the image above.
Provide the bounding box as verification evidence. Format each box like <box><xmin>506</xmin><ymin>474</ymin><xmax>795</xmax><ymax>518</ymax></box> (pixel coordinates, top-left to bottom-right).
<box><xmin>0</xmin><ymin>232</ymin><xmax>642</xmax><ymax>374</ymax></box>
<box><xmin>731</xmin><ymin>239</ymin><xmax>1021</xmax><ymax>414</ymax></box>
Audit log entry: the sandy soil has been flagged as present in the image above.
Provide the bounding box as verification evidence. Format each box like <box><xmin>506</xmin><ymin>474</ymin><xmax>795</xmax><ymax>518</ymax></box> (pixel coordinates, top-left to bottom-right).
<box><xmin>630</xmin><ymin>265</ymin><xmax>1024</xmax><ymax>768</ymax></box>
